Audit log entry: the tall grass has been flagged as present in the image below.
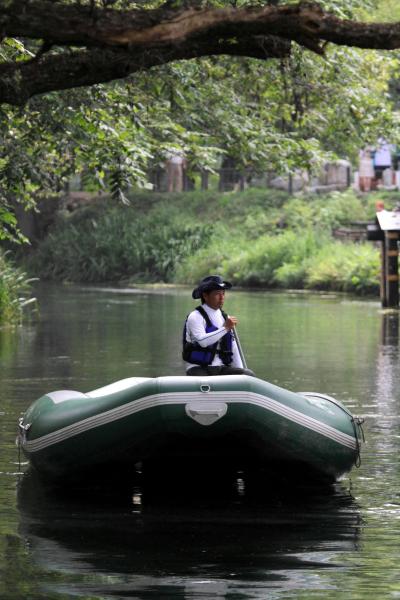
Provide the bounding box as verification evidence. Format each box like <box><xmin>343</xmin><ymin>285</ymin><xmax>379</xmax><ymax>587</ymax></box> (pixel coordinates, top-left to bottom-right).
<box><xmin>29</xmin><ymin>205</ymin><xmax>216</xmax><ymax>282</ymax></box>
<box><xmin>0</xmin><ymin>250</ymin><xmax>37</xmax><ymax>326</ymax></box>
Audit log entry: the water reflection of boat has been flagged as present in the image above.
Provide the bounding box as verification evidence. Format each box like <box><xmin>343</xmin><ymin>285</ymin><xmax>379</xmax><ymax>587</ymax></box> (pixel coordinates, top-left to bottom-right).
<box><xmin>17</xmin><ymin>473</ymin><xmax>362</xmax><ymax>599</ymax></box>
<box><xmin>18</xmin><ymin>375</ymin><xmax>363</xmax><ymax>485</ymax></box>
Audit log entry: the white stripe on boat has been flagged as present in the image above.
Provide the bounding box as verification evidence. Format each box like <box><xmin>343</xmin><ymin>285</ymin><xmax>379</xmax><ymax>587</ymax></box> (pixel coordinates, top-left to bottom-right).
<box><xmin>23</xmin><ymin>391</ymin><xmax>357</xmax><ymax>453</ymax></box>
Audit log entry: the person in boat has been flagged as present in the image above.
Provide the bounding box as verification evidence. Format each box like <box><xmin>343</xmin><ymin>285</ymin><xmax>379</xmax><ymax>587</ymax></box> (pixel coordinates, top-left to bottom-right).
<box><xmin>183</xmin><ymin>275</ymin><xmax>255</xmax><ymax>376</ymax></box>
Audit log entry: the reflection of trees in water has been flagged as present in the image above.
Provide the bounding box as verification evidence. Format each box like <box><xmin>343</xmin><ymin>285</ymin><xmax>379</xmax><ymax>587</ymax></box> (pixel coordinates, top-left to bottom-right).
<box><xmin>368</xmin><ymin>312</ymin><xmax>400</xmax><ymax>484</ymax></box>
<box><xmin>17</xmin><ymin>472</ymin><xmax>362</xmax><ymax>599</ymax></box>
<box><xmin>376</xmin><ymin>312</ymin><xmax>399</xmax><ymax>409</ymax></box>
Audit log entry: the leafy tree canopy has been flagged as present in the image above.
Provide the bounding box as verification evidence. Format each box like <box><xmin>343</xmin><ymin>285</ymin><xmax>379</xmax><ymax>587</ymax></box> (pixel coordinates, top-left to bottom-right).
<box><xmin>1</xmin><ymin>0</ymin><xmax>400</xmax><ymax>242</ymax></box>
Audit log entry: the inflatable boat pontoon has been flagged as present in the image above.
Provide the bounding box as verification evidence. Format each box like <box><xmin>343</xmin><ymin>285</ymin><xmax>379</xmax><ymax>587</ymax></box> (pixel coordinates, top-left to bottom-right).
<box><xmin>18</xmin><ymin>375</ymin><xmax>363</xmax><ymax>484</ymax></box>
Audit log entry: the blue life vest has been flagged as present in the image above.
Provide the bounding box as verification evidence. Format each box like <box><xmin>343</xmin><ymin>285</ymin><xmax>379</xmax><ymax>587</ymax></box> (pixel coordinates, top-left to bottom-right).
<box><xmin>182</xmin><ymin>305</ymin><xmax>233</xmax><ymax>366</ymax></box>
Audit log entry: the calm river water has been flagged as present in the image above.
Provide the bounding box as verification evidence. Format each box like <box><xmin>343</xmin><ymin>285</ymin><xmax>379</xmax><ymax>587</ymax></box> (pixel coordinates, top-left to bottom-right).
<box><xmin>1</xmin><ymin>283</ymin><xmax>400</xmax><ymax>599</ymax></box>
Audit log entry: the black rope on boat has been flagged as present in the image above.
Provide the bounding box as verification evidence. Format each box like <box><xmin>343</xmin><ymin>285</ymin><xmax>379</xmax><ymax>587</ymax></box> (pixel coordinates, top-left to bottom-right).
<box><xmin>352</xmin><ymin>416</ymin><xmax>365</xmax><ymax>468</ymax></box>
<box><xmin>17</xmin><ymin>436</ymin><xmax>21</xmax><ymax>473</ymax></box>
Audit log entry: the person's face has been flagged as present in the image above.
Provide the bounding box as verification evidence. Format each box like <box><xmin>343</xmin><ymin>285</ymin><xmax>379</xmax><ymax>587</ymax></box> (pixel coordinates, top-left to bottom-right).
<box><xmin>203</xmin><ymin>288</ymin><xmax>225</xmax><ymax>309</ymax></box>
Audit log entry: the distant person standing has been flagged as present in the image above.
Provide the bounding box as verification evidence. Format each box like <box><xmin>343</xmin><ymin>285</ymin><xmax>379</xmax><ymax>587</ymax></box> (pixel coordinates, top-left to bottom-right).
<box><xmin>166</xmin><ymin>150</ymin><xmax>186</xmax><ymax>192</ymax></box>
<box><xmin>373</xmin><ymin>139</ymin><xmax>393</xmax><ymax>183</ymax></box>
<box><xmin>358</xmin><ymin>148</ymin><xmax>374</xmax><ymax>192</ymax></box>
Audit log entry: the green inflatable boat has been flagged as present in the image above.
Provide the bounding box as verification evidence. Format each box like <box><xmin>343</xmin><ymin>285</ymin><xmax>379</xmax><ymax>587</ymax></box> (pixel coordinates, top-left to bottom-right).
<box><xmin>18</xmin><ymin>375</ymin><xmax>364</xmax><ymax>484</ymax></box>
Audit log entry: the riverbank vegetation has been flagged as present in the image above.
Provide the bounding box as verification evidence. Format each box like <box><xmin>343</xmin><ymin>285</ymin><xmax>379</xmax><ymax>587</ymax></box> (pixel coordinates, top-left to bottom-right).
<box><xmin>27</xmin><ymin>188</ymin><xmax>384</xmax><ymax>295</ymax></box>
<box><xmin>0</xmin><ymin>251</ymin><xmax>36</xmax><ymax>327</ymax></box>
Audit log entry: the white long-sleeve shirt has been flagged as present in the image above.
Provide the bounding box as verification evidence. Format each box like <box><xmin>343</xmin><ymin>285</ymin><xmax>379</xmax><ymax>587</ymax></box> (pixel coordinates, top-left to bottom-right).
<box><xmin>184</xmin><ymin>304</ymin><xmax>243</xmax><ymax>370</ymax></box>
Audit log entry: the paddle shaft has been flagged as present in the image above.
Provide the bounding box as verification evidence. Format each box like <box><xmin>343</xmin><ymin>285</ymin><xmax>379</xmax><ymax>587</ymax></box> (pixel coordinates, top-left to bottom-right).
<box><xmin>233</xmin><ymin>326</ymin><xmax>247</xmax><ymax>369</ymax></box>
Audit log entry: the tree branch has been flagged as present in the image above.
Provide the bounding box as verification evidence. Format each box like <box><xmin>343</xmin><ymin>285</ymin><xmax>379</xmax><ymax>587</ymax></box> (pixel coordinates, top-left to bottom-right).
<box><xmin>1</xmin><ymin>1</ymin><xmax>400</xmax><ymax>105</ymax></box>
<box><xmin>2</xmin><ymin>1</ymin><xmax>400</xmax><ymax>50</ymax></box>
<box><xmin>0</xmin><ymin>35</ymin><xmax>291</xmax><ymax>105</ymax></box>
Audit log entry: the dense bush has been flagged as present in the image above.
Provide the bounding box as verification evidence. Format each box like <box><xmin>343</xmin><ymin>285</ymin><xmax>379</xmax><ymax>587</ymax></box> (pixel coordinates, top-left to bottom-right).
<box><xmin>0</xmin><ymin>250</ymin><xmax>36</xmax><ymax>326</ymax></box>
<box><xmin>304</xmin><ymin>242</ymin><xmax>380</xmax><ymax>294</ymax></box>
<box><xmin>27</xmin><ymin>188</ymin><xmax>382</xmax><ymax>295</ymax></box>
<box><xmin>176</xmin><ymin>229</ymin><xmax>380</xmax><ymax>295</ymax></box>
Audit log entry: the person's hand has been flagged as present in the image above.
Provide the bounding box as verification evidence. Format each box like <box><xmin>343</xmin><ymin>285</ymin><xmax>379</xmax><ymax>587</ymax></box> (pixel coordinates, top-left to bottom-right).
<box><xmin>224</xmin><ymin>316</ymin><xmax>238</xmax><ymax>331</ymax></box>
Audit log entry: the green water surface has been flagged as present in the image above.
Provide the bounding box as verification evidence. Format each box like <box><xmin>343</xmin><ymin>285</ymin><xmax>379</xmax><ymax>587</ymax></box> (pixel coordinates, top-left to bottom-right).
<box><xmin>0</xmin><ymin>284</ymin><xmax>399</xmax><ymax>599</ymax></box>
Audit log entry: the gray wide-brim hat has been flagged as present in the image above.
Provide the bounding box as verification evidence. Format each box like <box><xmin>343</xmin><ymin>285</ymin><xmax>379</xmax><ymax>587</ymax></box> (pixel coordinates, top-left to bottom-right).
<box><xmin>192</xmin><ymin>275</ymin><xmax>232</xmax><ymax>299</ymax></box>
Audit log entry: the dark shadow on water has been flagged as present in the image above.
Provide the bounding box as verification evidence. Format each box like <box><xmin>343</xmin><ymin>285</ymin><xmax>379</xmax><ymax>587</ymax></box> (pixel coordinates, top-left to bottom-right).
<box><xmin>18</xmin><ymin>457</ymin><xmax>343</xmax><ymax>507</ymax></box>
<box><xmin>16</xmin><ymin>467</ymin><xmax>363</xmax><ymax>599</ymax></box>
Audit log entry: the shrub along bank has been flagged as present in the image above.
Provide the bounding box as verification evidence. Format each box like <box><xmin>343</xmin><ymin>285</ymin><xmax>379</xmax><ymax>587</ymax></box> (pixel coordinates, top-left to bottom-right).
<box><xmin>0</xmin><ymin>250</ymin><xmax>36</xmax><ymax>327</ymax></box>
<box><xmin>27</xmin><ymin>188</ymin><xmax>384</xmax><ymax>295</ymax></box>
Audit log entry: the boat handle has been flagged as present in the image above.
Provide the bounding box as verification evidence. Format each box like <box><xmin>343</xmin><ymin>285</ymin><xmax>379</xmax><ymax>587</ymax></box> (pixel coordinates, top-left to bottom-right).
<box><xmin>200</xmin><ymin>384</ymin><xmax>210</xmax><ymax>393</ymax></box>
<box><xmin>186</xmin><ymin>402</ymin><xmax>227</xmax><ymax>425</ymax></box>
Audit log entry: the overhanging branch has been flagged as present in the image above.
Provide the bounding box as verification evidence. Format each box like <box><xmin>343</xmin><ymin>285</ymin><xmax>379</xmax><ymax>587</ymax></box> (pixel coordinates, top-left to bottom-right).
<box><xmin>1</xmin><ymin>1</ymin><xmax>400</xmax><ymax>105</ymax></box>
<box><xmin>0</xmin><ymin>36</ymin><xmax>291</xmax><ymax>105</ymax></box>
<box><xmin>2</xmin><ymin>1</ymin><xmax>400</xmax><ymax>50</ymax></box>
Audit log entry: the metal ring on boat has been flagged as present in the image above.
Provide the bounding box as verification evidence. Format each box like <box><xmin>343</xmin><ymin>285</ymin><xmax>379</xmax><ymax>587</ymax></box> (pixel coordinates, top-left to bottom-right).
<box><xmin>17</xmin><ymin>418</ymin><xmax>31</xmax><ymax>445</ymax></box>
<box><xmin>200</xmin><ymin>384</ymin><xmax>210</xmax><ymax>393</ymax></box>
